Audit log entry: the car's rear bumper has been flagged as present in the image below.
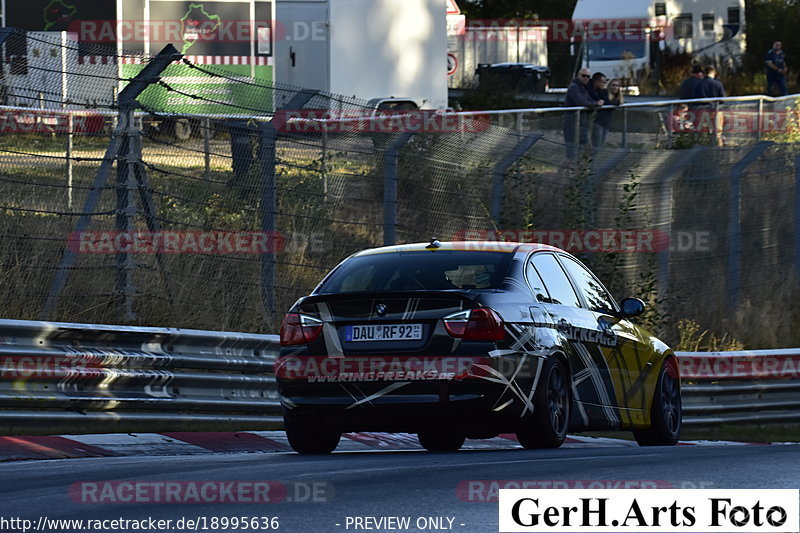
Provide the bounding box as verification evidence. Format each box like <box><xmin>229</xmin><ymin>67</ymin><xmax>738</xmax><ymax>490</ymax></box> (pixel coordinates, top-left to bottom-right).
<box><xmin>279</xmin><ymin>383</ymin><xmax>526</xmax><ymax>435</ymax></box>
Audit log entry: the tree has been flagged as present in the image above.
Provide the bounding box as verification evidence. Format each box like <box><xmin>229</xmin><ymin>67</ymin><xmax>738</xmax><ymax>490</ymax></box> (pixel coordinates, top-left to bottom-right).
<box><xmin>744</xmin><ymin>0</ymin><xmax>800</xmax><ymax>76</ymax></box>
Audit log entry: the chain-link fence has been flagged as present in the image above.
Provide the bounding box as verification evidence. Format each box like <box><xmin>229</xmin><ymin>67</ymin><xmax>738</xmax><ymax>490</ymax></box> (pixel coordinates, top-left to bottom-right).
<box><xmin>1</xmin><ymin>30</ymin><xmax>799</xmax><ymax>348</ymax></box>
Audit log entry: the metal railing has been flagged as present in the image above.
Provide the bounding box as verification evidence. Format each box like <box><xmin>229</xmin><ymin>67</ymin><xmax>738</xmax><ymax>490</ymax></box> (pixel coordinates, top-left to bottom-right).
<box><xmin>676</xmin><ymin>349</ymin><xmax>800</xmax><ymax>427</ymax></box>
<box><xmin>0</xmin><ymin>319</ymin><xmax>797</xmax><ymax>435</ymax></box>
<box><xmin>446</xmin><ymin>93</ymin><xmax>800</xmax><ymax>147</ymax></box>
<box><xmin>0</xmin><ymin>319</ymin><xmax>281</xmax><ymax>435</ymax></box>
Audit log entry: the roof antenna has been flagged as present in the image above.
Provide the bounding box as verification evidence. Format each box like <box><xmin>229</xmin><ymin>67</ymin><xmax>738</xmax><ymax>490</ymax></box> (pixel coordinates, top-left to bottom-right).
<box><xmin>426</xmin><ymin>238</ymin><xmax>441</xmax><ymax>249</ymax></box>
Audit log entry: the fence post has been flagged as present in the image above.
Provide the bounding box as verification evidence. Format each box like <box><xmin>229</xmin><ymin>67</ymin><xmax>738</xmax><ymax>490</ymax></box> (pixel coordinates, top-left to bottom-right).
<box><xmin>727</xmin><ymin>141</ymin><xmax>772</xmax><ymax>310</ymax></box>
<box><xmin>667</xmin><ymin>103</ymin><xmax>673</xmax><ymax>147</ymax></box>
<box><xmin>322</xmin><ymin>126</ymin><xmax>329</xmax><ymax>200</ymax></box>
<box><xmin>573</xmin><ymin>109</ymin><xmax>580</xmax><ymax>146</ymax></box>
<box><xmin>259</xmin><ymin>124</ymin><xmax>278</xmax><ymax>317</ymax></box>
<box><xmin>383</xmin><ymin>133</ymin><xmax>414</xmax><ymax>246</ymax></box>
<box><xmin>115</xmin><ymin>105</ymin><xmax>139</xmax><ymax>321</ymax></box>
<box><xmin>257</xmin><ymin>90</ymin><xmax>317</xmax><ymax>321</ymax></box>
<box><xmin>655</xmin><ymin>146</ymin><xmax>706</xmax><ymax>299</ymax></box>
<box><xmin>203</xmin><ymin>117</ymin><xmax>211</xmax><ymax>180</ymax></box>
<box><xmin>66</xmin><ymin>113</ymin><xmax>74</xmax><ymax>209</ymax></box>
<box><xmin>757</xmin><ymin>98</ymin><xmax>764</xmax><ymax>141</ymax></box>
<box><xmin>490</xmin><ymin>133</ymin><xmax>542</xmax><ymax>227</ymax></box>
<box><xmin>42</xmin><ymin>44</ymin><xmax>182</xmax><ymax>321</ymax></box>
<box><xmin>795</xmin><ymin>156</ymin><xmax>800</xmax><ymax>278</ymax></box>
<box><xmin>622</xmin><ymin>107</ymin><xmax>628</xmax><ymax>148</ymax></box>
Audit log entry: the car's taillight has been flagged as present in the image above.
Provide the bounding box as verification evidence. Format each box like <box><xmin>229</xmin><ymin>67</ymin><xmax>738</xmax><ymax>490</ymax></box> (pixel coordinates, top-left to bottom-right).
<box><xmin>443</xmin><ymin>308</ymin><xmax>505</xmax><ymax>341</ymax></box>
<box><xmin>279</xmin><ymin>313</ymin><xmax>323</xmax><ymax>346</ymax></box>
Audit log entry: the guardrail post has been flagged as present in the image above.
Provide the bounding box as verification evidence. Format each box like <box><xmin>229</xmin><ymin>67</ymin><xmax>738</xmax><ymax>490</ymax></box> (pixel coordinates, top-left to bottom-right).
<box><xmin>383</xmin><ymin>132</ymin><xmax>414</xmax><ymax>246</ymax></box>
<box><xmin>42</xmin><ymin>45</ymin><xmax>182</xmax><ymax>321</ymax></box>
<box><xmin>727</xmin><ymin>141</ymin><xmax>773</xmax><ymax>309</ymax></box>
<box><xmin>490</xmin><ymin>133</ymin><xmax>542</xmax><ymax>227</ymax></box>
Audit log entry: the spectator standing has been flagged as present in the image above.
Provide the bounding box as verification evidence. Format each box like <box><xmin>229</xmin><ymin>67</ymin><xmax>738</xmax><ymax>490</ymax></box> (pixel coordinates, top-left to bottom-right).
<box><xmin>679</xmin><ymin>65</ymin><xmax>704</xmax><ymax>99</ymax></box>
<box><xmin>766</xmin><ymin>41</ymin><xmax>788</xmax><ymax>96</ymax></box>
<box><xmin>692</xmin><ymin>66</ymin><xmax>726</xmax><ymax>146</ymax></box>
<box><xmin>590</xmin><ymin>75</ymin><xmax>623</xmax><ymax>149</ymax></box>
<box><xmin>563</xmin><ymin>67</ymin><xmax>603</xmax><ymax>162</ymax></box>
<box><xmin>692</xmin><ymin>66</ymin><xmax>726</xmax><ymax>99</ymax></box>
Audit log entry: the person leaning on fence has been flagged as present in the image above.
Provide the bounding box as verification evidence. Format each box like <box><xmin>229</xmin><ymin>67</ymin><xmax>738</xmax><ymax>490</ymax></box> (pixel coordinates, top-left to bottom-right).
<box><xmin>766</xmin><ymin>41</ymin><xmax>788</xmax><ymax>97</ymax></box>
<box><xmin>563</xmin><ymin>68</ymin><xmax>603</xmax><ymax>163</ymax></box>
<box><xmin>590</xmin><ymin>75</ymin><xmax>623</xmax><ymax>149</ymax></box>
<box><xmin>691</xmin><ymin>66</ymin><xmax>726</xmax><ymax>146</ymax></box>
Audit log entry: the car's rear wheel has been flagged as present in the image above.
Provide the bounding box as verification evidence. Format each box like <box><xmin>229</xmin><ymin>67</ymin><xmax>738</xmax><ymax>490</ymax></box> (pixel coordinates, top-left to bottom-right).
<box><xmin>285</xmin><ymin>419</ymin><xmax>341</xmax><ymax>454</ymax></box>
<box><xmin>633</xmin><ymin>358</ymin><xmax>682</xmax><ymax>446</ymax></box>
<box><xmin>517</xmin><ymin>356</ymin><xmax>570</xmax><ymax>449</ymax></box>
<box><xmin>417</xmin><ymin>429</ymin><xmax>465</xmax><ymax>452</ymax></box>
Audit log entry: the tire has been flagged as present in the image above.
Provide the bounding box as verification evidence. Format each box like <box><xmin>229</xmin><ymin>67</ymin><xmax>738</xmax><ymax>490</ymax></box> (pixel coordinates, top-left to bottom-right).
<box><xmin>285</xmin><ymin>419</ymin><xmax>341</xmax><ymax>454</ymax></box>
<box><xmin>417</xmin><ymin>429</ymin><xmax>465</xmax><ymax>452</ymax></box>
<box><xmin>633</xmin><ymin>358</ymin><xmax>682</xmax><ymax>446</ymax></box>
<box><xmin>517</xmin><ymin>356</ymin><xmax>570</xmax><ymax>449</ymax></box>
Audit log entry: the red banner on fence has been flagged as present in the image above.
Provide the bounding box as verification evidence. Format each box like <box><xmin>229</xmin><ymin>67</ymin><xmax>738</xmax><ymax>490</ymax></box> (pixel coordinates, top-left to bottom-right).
<box><xmin>0</xmin><ymin>109</ymin><xmax>105</xmax><ymax>134</ymax></box>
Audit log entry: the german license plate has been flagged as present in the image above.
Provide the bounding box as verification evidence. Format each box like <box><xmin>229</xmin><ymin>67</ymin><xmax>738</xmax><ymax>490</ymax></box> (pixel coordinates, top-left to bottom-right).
<box><xmin>345</xmin><ymin>324</ymin><xmax>422</xmax><ymax>342</ymax></box>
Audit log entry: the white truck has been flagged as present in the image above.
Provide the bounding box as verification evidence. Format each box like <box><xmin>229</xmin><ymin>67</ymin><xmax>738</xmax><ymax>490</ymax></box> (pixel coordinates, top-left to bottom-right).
<box><xmin>572</xmin><ymin>0</ymin><xmax>746</xmax><ymax>84</ymax></box>
<box><xmin>275</xmin><ymin>0</ymin><xmax>448</xmax><ymax>110</ymax></box>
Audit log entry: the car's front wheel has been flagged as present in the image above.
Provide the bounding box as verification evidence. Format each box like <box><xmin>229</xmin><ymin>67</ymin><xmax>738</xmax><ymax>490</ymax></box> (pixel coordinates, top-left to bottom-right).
<box><xmin>633</xmin><ymin>358</ymin><xmax>682</xmax><ymax>446</ymax></box>
<box><xmin>285</xmin><ymin>419</ymin><xmax>341</xmax><ymax>454</ymax></box>
<box><xmin>517</xmin><ymin>356</ymin><xmax>570</xmax><ymax>449</ymax></box>
<box><xmin>417</xmin><ymin>429</ymin><xmax>465</xmax><ymax>452</ymax></box>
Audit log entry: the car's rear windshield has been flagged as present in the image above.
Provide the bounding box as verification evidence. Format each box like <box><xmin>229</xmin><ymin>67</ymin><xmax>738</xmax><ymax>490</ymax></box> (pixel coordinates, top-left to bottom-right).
<box><xmin>316</xmin><ymin>251</ymin><xmax>514</xmax><ymax>293</ymax></box>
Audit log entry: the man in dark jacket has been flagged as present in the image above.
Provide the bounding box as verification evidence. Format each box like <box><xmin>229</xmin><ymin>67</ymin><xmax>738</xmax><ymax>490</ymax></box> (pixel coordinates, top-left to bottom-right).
<box><xmin>766</xmin><ymin>41</ymin><xmax>788</xmax><ymax>96</ymax></box>
<box><xmin>679</xmin><ymin>65</ymin><xmax>704</xmax><ymax>99</ymax></box>
<box><xmin>692</xmin><ymin>66</ymin><xmax>726</xmax><ymax>98</ymax></box>
<box><xmin>691</xmin><ymin>66</ymin><xmax>726</xmax><ymax>146</ymax></box>
<box><xmin>563</xmin><ymin>67</ymin><xmax>603</xmax><ymax>161</ymax></box>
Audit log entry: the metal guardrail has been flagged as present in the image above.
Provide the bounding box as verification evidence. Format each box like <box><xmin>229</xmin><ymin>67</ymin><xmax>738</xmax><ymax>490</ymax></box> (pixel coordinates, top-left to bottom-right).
<box><xmin>0</xmin><ymin>319</ymin><xmax>281</xmax><ymax>435</ymax></box>
<box><xmin>676</xmin><ymin>350</ymin><xmax>800</xmax><ymax>427</ymax></box>
<box><xmin>0</xmin><ymin>319</ymin><xmax>797</xmax><ymax>435</ymax></box>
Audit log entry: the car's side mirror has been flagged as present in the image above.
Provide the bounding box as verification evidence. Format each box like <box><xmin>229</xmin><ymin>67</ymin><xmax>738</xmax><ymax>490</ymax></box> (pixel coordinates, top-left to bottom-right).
<box><xmin>620</xmin><ymin>297</ymin><xmax>646</xmax><ymax>318</ymax></box>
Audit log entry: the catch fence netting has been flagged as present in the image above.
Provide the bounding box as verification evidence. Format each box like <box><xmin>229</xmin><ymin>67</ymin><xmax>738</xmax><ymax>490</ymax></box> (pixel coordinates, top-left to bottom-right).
<box><xmin>1</xmin><ymin>30</ymin><xmax>799</xmax><ymax>347</ymax></box>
